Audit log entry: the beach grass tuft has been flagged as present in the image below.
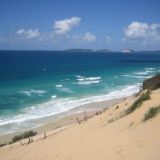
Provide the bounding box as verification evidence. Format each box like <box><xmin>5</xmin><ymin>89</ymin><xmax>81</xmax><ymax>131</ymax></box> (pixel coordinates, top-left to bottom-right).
<box><xmin>125</xmin><ymin>90</ymin><xmax>150</xmax><ymax>115</ymax></box>
<box><xmin>143</xmin><ymin>106</ymin><xmax>160</xmax><ymax>121</ymax></box>
<box><xmin>12</xmin><ymin>130</ymin><xmax>37</xmax><ymax>143</ymax></box>
<box><xmin>0</xmin><ymin>142</ymin><xmax>7</xmax><ymax>148</ymax></box>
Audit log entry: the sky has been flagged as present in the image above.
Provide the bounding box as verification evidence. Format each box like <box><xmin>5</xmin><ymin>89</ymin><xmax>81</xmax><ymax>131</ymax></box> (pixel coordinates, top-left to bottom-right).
<box><xmin>0</xmin><ymin>0</ymin><xmax>160</xmax><ymax>51</ymax></box>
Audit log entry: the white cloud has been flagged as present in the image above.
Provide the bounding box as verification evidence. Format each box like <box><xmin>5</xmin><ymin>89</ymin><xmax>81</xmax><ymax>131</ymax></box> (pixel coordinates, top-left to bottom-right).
<box><xmin>71</xmin><ymin>32</ymin><xmax>96</xmax><ymax>42</ymax></box>
<box><xmin>82</xmin><ymin>32</ymin><xmax>96</xmax><ymax>42</ymax></box>
<box><xmin>124</xmin><ymin>21</ymin><xmax>160</xmax><ymax>43</ymax></box>
<box><xmin>14</xmin><ymin>17</ymin><xmax>97</xmax><ymax>45</ymax></box>
<box><xmin>54</xmin><ymin>17</ymin><xmax>81</xmax><ymax>34</ymax></box>
<box><xmin>16</xmin><ymin>29</ymin><xmax>40</xmax><ymax>39</ymax></box>
<box><xmin>16</xmin><ymin>29</ymin><xmax>25</xmax><ymax>34</ymax></box>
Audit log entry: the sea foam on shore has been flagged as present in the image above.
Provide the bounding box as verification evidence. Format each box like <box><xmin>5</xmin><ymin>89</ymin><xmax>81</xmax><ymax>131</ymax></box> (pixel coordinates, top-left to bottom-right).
<box><xmin>0</xmin><ymin>84</ymin><xmax>140</xmax><ymax>135</ymax></box>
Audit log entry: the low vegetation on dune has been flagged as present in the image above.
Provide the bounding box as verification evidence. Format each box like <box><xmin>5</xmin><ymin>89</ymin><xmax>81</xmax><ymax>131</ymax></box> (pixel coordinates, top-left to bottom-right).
<box><xmin>125</xmin><ymin>90</ymin><xmax>150</xmax><ymax>115</ymax></box>
<box><xmin>0</xmin><ymin>143</ymin><xmax>7</xmax><ymax>148</ymax></box>
<box><xmin>12</xmin><ymin>130</ymin><xmax>37</xmax><ymax>143</ymax></box>
<box><xmin>143</xmin><ymin>106</ymin><xmax>160</xmax><ymax>121</ymax></box>
<box><xmin>0</xmin><ymin>130</ymin><xmax>37</xmax><ymax>148</ymax></box>
<box><xmin>143</xmin><ymin>74</ymin><xmax>160</xmax><ymax>90</ymax></box>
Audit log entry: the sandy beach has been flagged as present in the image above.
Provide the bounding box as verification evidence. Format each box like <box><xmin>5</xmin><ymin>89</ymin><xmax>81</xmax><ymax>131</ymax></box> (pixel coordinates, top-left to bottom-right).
<box><xmin>0</xmin><ymin>88</ymin><xmax>160</xmax><ymax>160</ymax></box>
<box><xmin>0</xmin><ymin>97</ymin><xmax>124</xmax><ymax>144</ymax></box>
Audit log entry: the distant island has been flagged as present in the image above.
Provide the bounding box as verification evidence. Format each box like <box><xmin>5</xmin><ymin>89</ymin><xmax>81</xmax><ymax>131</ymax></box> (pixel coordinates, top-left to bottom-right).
<box><xmin>63</xmin><ymin>49</ymin><xmax>160</xmax><ymax>53</ymax></box>
<box><xmin>95</xmin><ymin>49</ymin><xmax>111</xmax><ymax>52</ymax></box>
<box><xmin>64</xmin><ymin>49</ymin><xmax>112</xmax><ymax>52</ymax></box>
<box><xmin>65</xmin><ymin>49</ymin><xmax>93</xmax><ymax>52</ymax></box>
<box><xmin>1</xmin><ymin>49</ymin><xmax>160</xmax><ymax>53</ymax></box>
<box><xmin>65</xmin><ymin>48</ymin><xmax>136</xmax><ymax>53</ymax></box>
<box><xmin>122</xmin><ymin>49</ymin><xmax>135</xmax><ymax>53</ymax></box>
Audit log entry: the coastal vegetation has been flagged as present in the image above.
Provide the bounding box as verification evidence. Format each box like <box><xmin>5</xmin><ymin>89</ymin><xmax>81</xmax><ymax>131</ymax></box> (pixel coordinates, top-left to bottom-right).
<box><xmin>0</xmin><ymin>130</ymin><xmax>37</xmax><ymax>147</ymax></box>
<box><xmin>0</xmin><ymin>143</ymin><xmax>7</xmax><ymax>148</ymax></box>
<box><xmin>12</xmin><ymin>130</ymin><xmax>37</xmax><ymax>143</ymax></box>
<box><xmin>142</xmin><ymin>74</ymin><xmax>160</xmax><ymax>90</ymax></box>
<box><xmin>143</xmin><ymin>106</ymin><xmax>160</xmax><ymax>121</ymax></box>
<box><xmin>125</xmin><ymin>90</ymin><xmax>150</xmax><ymax>115</ymax></box>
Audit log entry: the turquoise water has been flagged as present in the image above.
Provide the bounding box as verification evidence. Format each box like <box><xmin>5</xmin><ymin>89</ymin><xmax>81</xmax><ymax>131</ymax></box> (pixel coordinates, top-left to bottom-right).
<box><xmin>0</xmin><ymin>51</ymin><xmax>160</xmax><ymax>134</ymax></box>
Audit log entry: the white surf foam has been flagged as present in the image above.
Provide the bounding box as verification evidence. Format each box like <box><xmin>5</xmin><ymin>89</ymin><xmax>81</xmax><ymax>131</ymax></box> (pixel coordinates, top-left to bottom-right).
<box><xmin>77</xmin><ymin>77</ymin><xmax>101</xmax><ymax>81</ymax></box>
<box><xmin>51</xmin><ymin>95</ymin><xmax>57</xmax><ymax>98</ymax></box>
<box><xmin>145</xmin><ymin>68</ymin><xmax>155</xmax><ymax>70</ymax></box>
<box><xmin>56</xmin><ymin>84</ymin><xmax>74</xmax><ymax>93</ymax></box>
<box><xmin>122</xmin><ymin>68</ymin><xmax>157</xmax><ymax>79</ymax></box>
<box><xmin>59</xmin><ymin>87</ymin><xmax>74</xmax><ymax>93</ymax></box>
<box><xmin>0</xmin><ymin>84</ymin><xmax>140</xmax><ymax>127</ymax></box>
<box><xmin>78</xmin><ymin>80</ymin><xmax>101</xmax><ymax>85</ymax></box>
<box><xmin>55</xmin><ymin>84</ymin><xmax>63</xmax><ymax>88</ymax></box>
<box><xmin>122</xmin><ymin>74</ymin><xmax>151</xmax><ymax>79</ymax></box>
<box><xmin>134</xmin><ymin>68</ymin><xmax>156</xmax><ymax>76</ymax></box>
<box><xmin>76</xmin><ymin>75</ymin><xmax>102</xmax><ymax>85</ymax></box>
<box><xmin>134</xmin><ymin>71</ymin><xmax>151</xmax><ymax>75</ymax></box>
<box><xmin>20</xmin><ymin>89</ymin><xmax>46</xmax><ymax>96</ymax></box>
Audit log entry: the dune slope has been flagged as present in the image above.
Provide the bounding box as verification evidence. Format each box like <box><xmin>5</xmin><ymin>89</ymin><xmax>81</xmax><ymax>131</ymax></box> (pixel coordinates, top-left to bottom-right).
<box><xmin>0</xmin><ymin>89</ymin><xmax>160</xmax><ymax>160</ymax></box>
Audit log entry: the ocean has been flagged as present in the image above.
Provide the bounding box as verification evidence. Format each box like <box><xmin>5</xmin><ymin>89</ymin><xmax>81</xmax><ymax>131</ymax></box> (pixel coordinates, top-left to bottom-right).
<box><xmin>0</xmin><ymin>50</ymin><xmax>160</xmax><ymax>134</ymax></box>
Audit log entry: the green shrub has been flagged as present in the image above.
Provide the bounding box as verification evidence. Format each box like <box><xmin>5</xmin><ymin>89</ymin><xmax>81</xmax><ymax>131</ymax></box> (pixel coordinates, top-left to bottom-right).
<box><xmin>143</xmin><ymin>106</ymin><xmax>160</xmax><ymax>121</ymax></box>
<box><xmin>143</xmin><ymin>74</ymin><xmax>160</xmax><ymax>90</ymax></box>
<box><xmin>0</xmin><ymin>143</ymin><xmax>7</xmax><ymax>148</ymax></box>
<box><xmin>12</xmin><ymin>130</ymin><xmax>37</xmax><ymax>143</ymax></box>
<box><xmin>125</xmin><ymin>90</ymin><xmax>150</xmax><ymax>115</ymax></box>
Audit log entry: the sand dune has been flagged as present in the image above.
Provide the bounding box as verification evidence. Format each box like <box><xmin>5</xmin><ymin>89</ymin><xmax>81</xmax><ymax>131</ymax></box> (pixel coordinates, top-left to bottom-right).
<box><xmin>0</xmin><ymin>89</ymin><xmax>160</xmax><ymax>160</ymax></box>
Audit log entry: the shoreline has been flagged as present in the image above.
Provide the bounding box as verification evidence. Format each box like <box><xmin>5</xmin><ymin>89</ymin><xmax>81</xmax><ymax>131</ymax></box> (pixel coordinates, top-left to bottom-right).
<box><xmin>1</xmin><ymin>88</ymin><xmax>160</xmax><ymax>160</ymax></box>
<box><xmin>0</xmin><ymin>97</ymin><xmax>126</xmax><ymax>144</ymax></box>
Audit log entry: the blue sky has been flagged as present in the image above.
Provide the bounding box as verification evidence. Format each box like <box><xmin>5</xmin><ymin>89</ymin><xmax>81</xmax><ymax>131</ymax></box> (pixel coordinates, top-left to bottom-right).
<box><xmin>0</xmin><ymin>0</ymin><xmax>160</xmax><ymax>50</ymax></box>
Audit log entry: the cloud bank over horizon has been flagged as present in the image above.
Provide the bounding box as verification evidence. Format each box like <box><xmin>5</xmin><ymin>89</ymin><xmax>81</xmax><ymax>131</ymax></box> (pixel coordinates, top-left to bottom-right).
<box><xmin>124</xmin><ymin>21</ymin><xmax>160</xmax><ymax>44</ymax></box>
<box><xmin>16</xmin><ymin>29</ymin><xmax>41</xmax><ymax>39</ymax></box>
<box><xmin>15</xmin><ymin>17</ymin><xmax>97</xmax><ymax>45</ymax></box>
<box><xmin>2</xmin><ymin>19</ymin><xmax>160</xmax><ymax>50</ymax></box>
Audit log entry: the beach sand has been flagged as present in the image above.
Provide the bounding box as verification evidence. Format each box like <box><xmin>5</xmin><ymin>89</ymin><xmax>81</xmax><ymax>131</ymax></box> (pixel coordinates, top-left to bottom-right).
<box><xmin>0</xmin><ymin>89</ymin><xmax>160</xmax><ymax>160</ymax></box>
<box><xmin>0</xmin><ymin>97</ymin><xmax>123</xmax><ymax>144</ymax></box>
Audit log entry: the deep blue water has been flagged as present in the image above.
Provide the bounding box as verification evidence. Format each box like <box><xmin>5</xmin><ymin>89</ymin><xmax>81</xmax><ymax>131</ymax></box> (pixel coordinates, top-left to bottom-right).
<box><xmin>0</xmin><ymin>51</ymin><xmax>160</xmax><ymax>134</ymax></box>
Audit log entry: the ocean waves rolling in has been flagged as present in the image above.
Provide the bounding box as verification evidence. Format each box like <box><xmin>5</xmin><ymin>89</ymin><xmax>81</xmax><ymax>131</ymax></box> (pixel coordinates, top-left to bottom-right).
<box><xmin>55</xmin><ymin>84</ymin><xmax>74</xmax><ymax>93</ymax></box>
<box><xmin>76</xmin><ymin>76</ymin><xmax>102</xmax><ymax>85</ymax></box>
<box><xmin>20</xmin><ymin>89</ymin><xmax>47</xmax><ymax>96</ymax></box>
<box><xmin>0</xmin><ymin>51</ymin><xmax>160</xmax><ymax>135</ymax></box>
<box><xmin>0</xmin><ymin>67</ymin><xmax>158</xmax><ymax>134</ymax></box>
<box><xmin>0</xmin><ymin>84</ymin><xmax>140</xmax><ymax>133</ymax></box>
<box><xmin>121</xmin><ymin>67</ymin><xmax>158</xmax><ymax>79</ymax></box>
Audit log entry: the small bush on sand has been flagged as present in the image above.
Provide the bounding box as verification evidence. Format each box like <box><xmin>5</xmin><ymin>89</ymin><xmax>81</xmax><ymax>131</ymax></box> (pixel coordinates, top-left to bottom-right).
<box><xmin>143</xmin><ymin>74</ymin><xmax>160</xmax><ymax>90</ymax></box>
<box><xmin>0</xmin><ymin>142</ymin><xmax>7</xmax><ymax>148</ymax></box>
<box><xmin>143</xmin><ymin>106</ymin><xmax>160</xmax><ymax>121</ymax></box>
<box><xmin>12</xmin><ymin>130</ymin><xmax>37</xmax><ymax>143</ymax></box>
<box><xmin>125</xmin><ymin>90</ymin><xmax>150</xmax><ymax>115</ymax></box>
<box><xmin>108</xmin><ymin>118</ymin><xmax>115</xmax><ymax>123</ymax></box>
